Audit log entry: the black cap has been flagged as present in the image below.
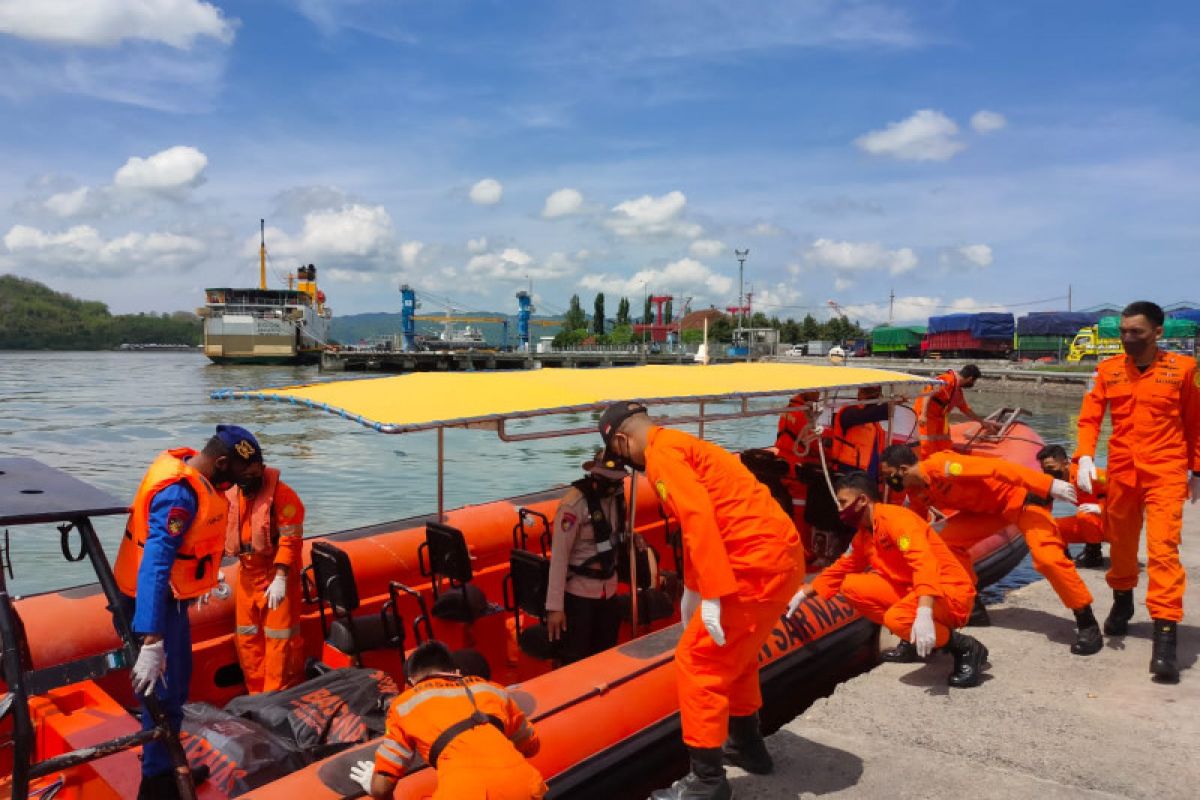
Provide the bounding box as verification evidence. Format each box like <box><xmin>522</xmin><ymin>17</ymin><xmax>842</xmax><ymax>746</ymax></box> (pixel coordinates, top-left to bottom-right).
<box><xmin>598</xmin><ymin>401</ymin><xmax>648</xmax><ymax>445</ymax></box>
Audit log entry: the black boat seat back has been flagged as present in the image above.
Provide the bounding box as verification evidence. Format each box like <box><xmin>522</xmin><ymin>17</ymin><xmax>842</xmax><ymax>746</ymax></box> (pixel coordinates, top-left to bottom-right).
<box><xmin>421</xmin><ymin>522</ymin><xmax>474</xmax><ymax>588</ymax></box>
<box><xmin>310</xmin><ymin>541</ymin><xmax>360</xmax><ymax>619</ymax></box>
<box><xmin>506</xmin><ymin>550</ymin><xmax>550</xmax><ymax>619</ymax></box>
<box><xmin>328</xmin><ymin>614</ymin><xmax>392</xmax><ymax>655</ymax></box>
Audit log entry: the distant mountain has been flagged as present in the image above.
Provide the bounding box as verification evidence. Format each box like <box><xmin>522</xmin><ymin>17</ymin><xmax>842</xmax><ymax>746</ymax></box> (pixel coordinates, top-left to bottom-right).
<box><xmin>331</xmin><ymin>310</ymin><xmax>564</xmax><ymax>346</ymax></box>
<box><xmin>0</xmin><ymin>275</ymin><xmax>201</xmax><ymax>350</ymax></box>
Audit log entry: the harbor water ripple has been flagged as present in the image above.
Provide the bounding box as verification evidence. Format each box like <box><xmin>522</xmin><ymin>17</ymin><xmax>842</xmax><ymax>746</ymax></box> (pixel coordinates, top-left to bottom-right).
<box><xmin>0</xmin><ymin>351</ymin><xmax>1098</xmax><ymax>597</ymax></box>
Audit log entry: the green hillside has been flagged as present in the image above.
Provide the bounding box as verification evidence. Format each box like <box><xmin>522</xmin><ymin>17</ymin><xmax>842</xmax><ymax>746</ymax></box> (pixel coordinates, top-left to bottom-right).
<box><xmin>0</xmin><ymin>275</ymin><xmax>201</xmax><ymax>350</ymax></box>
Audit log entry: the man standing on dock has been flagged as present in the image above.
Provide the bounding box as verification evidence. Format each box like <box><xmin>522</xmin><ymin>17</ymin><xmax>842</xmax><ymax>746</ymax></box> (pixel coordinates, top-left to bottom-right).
<box><xmin>792</xmin><ymin>472</ymin><xmax>988</xmax><ymax>687</ymax></box>
<box><xmin>913</xmin><ymin>364</ymin><xmax>996</xmax><ymax>458</ymax></box>
<box><xmin>224</xmin><ymin>444</ymin><xmax>307</xmax><ymax>693</ymax></box>
<box><xmin>880</xmin><ymin>446</ymin><xmax>1105</xmax><ymax>656</ymax></box>
<box><xmin>599</xmin><ymin>402</ymin><xmax>804</xmax><ymax>800</ymax></box>
<box><xmin>114</xmin><ymin>426</ymin><xmax>258</xmax><ymax>799</ymax></box>
<box><xmin>1074</xmin><ymin>300</ymin><xmax>1200</xmax><ymax>683</ymax></box>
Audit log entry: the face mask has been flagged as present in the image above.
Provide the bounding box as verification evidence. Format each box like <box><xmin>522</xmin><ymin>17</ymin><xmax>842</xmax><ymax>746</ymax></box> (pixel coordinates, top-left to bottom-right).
<box><xmin>237</xmin><ymin>476</ymin><xmax>263</xmax><ymax>495</ymax></box>
<box><xmin>1044</xmin><ymin>467</ymin><xmax>1066</xmax><ymax>480</ymax></box>
<box><xmin>838</xmin><ymin>499</ymin><xmax>866</xmax><ymax>530</ymax></box>
<box><xmin>210</xmin><ymin>468</ymin><xmax>235</xmax><ymax>491</ymax></box>
<box><xmin>885</xmin><ymin>472</ymin><xmax>905</xmax><ymax>491</ymax></box>
<box><xmin>1122</xmin><ymin>338</ymin><xmax>1151</xmax><ymax>360</ymax></box>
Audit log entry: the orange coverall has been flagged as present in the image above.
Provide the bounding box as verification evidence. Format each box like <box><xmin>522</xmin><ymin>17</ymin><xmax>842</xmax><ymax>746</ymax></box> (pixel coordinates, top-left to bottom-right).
<box><xmin>1056</xmin><ymin>463</ymin><xmax>1108</xmax><ymax>546</ymax></box>
<box><xmin>775</xmin><ymin>397</ymin><xmax>819</xmax><ymax>534</ymax></box>
<box><xmin>913</xmin><ymin>370</ymin><xmax>977</xmax><ymax>458</ymax></box>
<box><xmin>374</xmin><ymin>675</ymin><xmax>546</xmax><ymax>800</ymax></box>
<box><xmin>909</xmin><ymin>452</ymin><xmax>1093</xmax><ymax>610</ymax></box>
<box><xmin>1075</xmin><ymin>350</ymin><xmax>1200</xmax><ymax>621</ymax></box>
<box><xmin>813</xmin><ymin>504</ymin><xmax>974</xmax><ymax>648</ymax></box>
<box><xmin>645</xmin><ymin>426</ymin><xmax>804</xmax><ymax>750</ymax></box>
<box><xmin>226</xmin><ymin>476</ymin><xmax>306</xmax><ymax>693</ymax></box>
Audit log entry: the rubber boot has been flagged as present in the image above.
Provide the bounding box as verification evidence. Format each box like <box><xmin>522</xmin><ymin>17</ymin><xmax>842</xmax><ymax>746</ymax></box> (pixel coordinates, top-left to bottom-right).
<box><xmin>967</xmin><ymin>596</ymin><xmax>991</xmax><ymax>627</ymax></box>
<box><xmin>1070</xmin><ymin>605</ymin><xmax>1103</xmax><ymax>655</ymax></box>
<box><xmin>1149</xmin><ymin>620</ymin><xmax>1180</xmax><ymax>684</ymax></box>
<box><xmin>880</xmin><ymin>639</ymin><xmax>919</xmax><ymax>663</ymax></box>
<box><xmin>723</xmin><ymin>712</ymin><xmax>773</xmax><ymax>774</ymax></box>
<box><xmin>1074</xmin><ymin>543</ymin><xmax>1104</xmax><ymax>569</ymax></box>
<box><xmin>1103</xmin><ymin>589</ymin><xmax>1134</xmax><ymax>636</ymax></box>
<box><xmin>946</xmin><ymin>631</ymin><xmax>988</xmax><ymax>688</ymax></box>
<box><xmin>649</xmin><ymin>746</ymin><xmax>732</xmax><ymax>800</ymax></box>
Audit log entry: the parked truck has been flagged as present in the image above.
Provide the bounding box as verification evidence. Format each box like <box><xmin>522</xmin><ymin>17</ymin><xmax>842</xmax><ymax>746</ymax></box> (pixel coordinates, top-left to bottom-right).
<box><xmin>922</xmin><ymin>312</ymin><xmax>1015</xmax><ymax>358</ymax></box>
<box><xmin>1066</xmin><ymin>316</ymin><xmax>1198</xmax><ymax>362</ymax></box>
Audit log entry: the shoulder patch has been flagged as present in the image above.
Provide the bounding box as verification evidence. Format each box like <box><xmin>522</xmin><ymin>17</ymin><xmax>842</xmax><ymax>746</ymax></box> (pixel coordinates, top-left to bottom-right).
<box><xmin>281</xmin><ymin>503</ymin><xmax>297</xmax><ymax>519</ymax></box>
<box><xmin>896</xmin><ymin>535</ymin><xmax>911</xmax><ymax>552</ymax></box>
<box><xmin>166</xmin><ymin>506</ymin><xmax>191</xmax><ymax>536</ymax></box>
<box><xmin>655</xmin><ymin>480</ymin><xmax>669</xmax><ymax>501</ymax></box>
<box><xmin>946</xmin><ymin>461</ymin><xmax>963</xmax><ymax>477</ymax></box>
<box><xmin>560</xmin><ymin>512</ymin><xmax>577</xmax><ymax>531</ymax></box>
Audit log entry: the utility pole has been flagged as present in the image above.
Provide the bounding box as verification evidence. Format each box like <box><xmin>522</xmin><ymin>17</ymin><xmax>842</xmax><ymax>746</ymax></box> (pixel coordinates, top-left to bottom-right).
<box><xmin>888</xmin><ymin>287</ymin><xmax>895</xmax><ymax>324</ymax></box>
<box><xmin>1067</xmin><ymin>284</ymin><xmax>1072</xmax><ymax>311</ymax></box>
<box><xmin>735</xmin><ymin>249</ymin><xmax>749</xmax><ymax>329</ymax></box>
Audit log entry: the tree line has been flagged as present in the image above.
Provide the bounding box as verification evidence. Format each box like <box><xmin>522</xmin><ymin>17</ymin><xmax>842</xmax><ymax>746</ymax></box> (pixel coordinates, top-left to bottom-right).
<box><xmin>0</xmin><ymin>275</ymin><xmax>202</xmax><ymax>350</ymax></box>
<box><xmin>553</xmin><ymin>292</ymin><xmax>867</xmax><ymax>347</ymax></box>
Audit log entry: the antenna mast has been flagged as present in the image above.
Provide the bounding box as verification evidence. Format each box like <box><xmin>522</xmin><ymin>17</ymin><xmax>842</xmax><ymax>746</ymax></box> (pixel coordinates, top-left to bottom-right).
<box><xmin>259</xmin><ymin>219</ymin><xmax>267</xmax><ymax>291</ymax></box>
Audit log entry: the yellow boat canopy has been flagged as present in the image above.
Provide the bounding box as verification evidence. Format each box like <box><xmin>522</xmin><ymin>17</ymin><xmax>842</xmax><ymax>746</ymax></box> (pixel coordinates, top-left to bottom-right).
<box><xmin>212</xmin><ymin>363</ymin><xmax>934</xmax><ymax>435</ymax></box>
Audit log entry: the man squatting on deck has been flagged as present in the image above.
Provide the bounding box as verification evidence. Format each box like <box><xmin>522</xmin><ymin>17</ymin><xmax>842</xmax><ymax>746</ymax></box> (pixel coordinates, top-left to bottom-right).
<box><xmin>599</xmin><ymin>401</ymin><xmax>805</xmax><ymax>800</ymax></box>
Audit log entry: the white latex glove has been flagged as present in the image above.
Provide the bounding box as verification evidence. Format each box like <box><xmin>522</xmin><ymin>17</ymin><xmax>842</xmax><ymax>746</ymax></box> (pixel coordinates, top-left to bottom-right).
<box><xmin>196</xmin><ymin>570</ymin><xmax>229</xmax><ymax>607</ymax></box>
<box><xmin>1078</xmin><ymin>503</ymin><xmax>1102</xmax><ymax>516</ymax></box>
<box><xmin>131</xmin><ymin>640</ymin><xmax>166</xmax><ymax>696</ymax></box>
<box><xmin>1189</xmin><ymin>474</ymin><xmax>1200</xmax><ymax>505</ymax></box>
<box><xmin>1076</xmin><ymin>455</ymin><xmax>1097</xmax><ymax>494</ymax></box>
<box><xmin>786</xmin><ymin>587</ymin><xmax>807</xmax><ymax>617</ymax></box>
<box><xmin>700</xmin><ymin>598</ymin><xmax>726</xmax><ymax>646</ymax></box>
<box><xmin>680</xmin><ymin>587</ymin><xmax>700</xmax><ymax>622</ymax></box>
<box><xmin>264</xmin><ymin>573</ymin><xmax>288</xmax><ymax>610</ymax></box>
<box><xmin>349</xmin><ymin>760</ymin><xmax>375</xmax><ymax>795</ymax></box>
<box><xmin>911</xmin><ymin>606</ymin><xmax>936</xmax><ymax>658</ymax></box>
<box><xmin>1050</xmin><ymin>479</ymin><xmax>1078</xmax><ymax>504</ymax></box>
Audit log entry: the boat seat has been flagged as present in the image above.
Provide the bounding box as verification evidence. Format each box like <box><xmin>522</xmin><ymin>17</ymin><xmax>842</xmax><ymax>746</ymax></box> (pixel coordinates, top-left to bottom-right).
<box><xmin>420</xmin><ymin>522</ymin><xmax>490</xmax><ymax>622</ymax></box>
<box><xmin>310</xmin><ymin>541</ymin><xmax>402</xmax><ymax>664</ymax></box>
<box><xmin>615</xmin><ymin>587</ymin><xmax>676</xmax><ymax>625</ymax></box>
<box><xmin>430</xmin><ymin>585</ymin><xmax>489</xmax><ymax>622</ymax></box>
<box><xmin>328</xmin><ymin>614</ymin><xmax>393</xmax><ymax>656</ymax></box>
<box><xmin>503</xmin><ymin>549</ymin><xmax>556</xmax><ymax>660</ymax></box>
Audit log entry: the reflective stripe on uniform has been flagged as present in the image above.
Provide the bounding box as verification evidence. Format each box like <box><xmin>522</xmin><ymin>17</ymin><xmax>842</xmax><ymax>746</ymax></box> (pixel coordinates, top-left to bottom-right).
<box><xmin>792</xmin><ymin>499</ymin><xmax>806</xmax><ymax>506</ymax></box>
<box><xmin>391</xmin><ymin>682</ymin><xmax>510</xmax><ymax>717</ymax></box>
<box><xmin>278</xmin><ymin>525</ymin><xmax>303</xmax><ymax>537</ymax></box>
<box><xmin>235</xmin><ymin>624</ymin><xmax>259</xmax><ymax>636</ymax></box>
<box><xmin>919</xmin><ymin>434</ymin><xmax>951</xmax><ymax>442</ymax></box>
<box><xmin>376</xmin><ymin>736</ymin><xmax>414</xmax><ymax>767</ymax></box>
<box><xmin>264</xmin><ymin>626</ymin><xmax>300</xmax><ymax>640</ymax></box>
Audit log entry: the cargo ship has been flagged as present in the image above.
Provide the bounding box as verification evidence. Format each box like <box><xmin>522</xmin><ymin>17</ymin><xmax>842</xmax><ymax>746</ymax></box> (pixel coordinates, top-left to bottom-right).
<box><xmin>198</xmin><ymin>221</ymin><xmax>332</xmax><ymax>365</ymax></box>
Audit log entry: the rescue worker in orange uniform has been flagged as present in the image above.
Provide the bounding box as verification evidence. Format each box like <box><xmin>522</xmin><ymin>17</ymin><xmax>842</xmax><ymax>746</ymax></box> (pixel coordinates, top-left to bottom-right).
<box><xmin>349</xmin><ymin>640</ymin><xmax>546</xmax><ymax>800</ymax></box>
<box><xmin>827</xmin><ymin>386</ymin><xmax>889</xmax><ymax>481</ymax></box>
<box><xmin>792</xmin><ymin>472</ymin><xmax>987</xmax><ymax>687</ymax></box>
<box><xmin>600</xmin><ymin>402</ymin><xmax>804</xmax><ymax>800</ymax></box>
<box><xmin>224</xmin><ymin>454</ymin><xmax>306</xmax><ymax>693</ymax></box>
<box><xmin>774</xmin><ymin>390</ymin><xmax>822</xmax><ymax>534</ymax></box>
<box><xmin>1074</xmin><ymin>301</ymin><xmax>1200</xmax><ymax>683</ymax></box>
<box><xmin>880</xmin><ymin>444</ymin><xmax>1104</xmax><ymax>655</ymax></box>
<box><xmin>114</xmin><ymin>426</ymin><xmax>258</xmax><ymax>800</ymax></box>
<box><xmin>1038</xmin><ymin>444</ymin><xmax>1108</xmax><ymax>569</ymax></box>
<box><xmin>912</xmin><ymin>364</ymin><xmax>996</xmax><ymax>457</ymax></box>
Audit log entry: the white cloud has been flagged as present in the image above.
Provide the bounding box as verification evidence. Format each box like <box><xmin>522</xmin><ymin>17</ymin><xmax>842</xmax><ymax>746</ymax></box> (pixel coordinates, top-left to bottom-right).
<box><xmin>841</xmin><ymin>295</ymin><xmax>1004</xmax><ymax>326</ymax></box>
<box><xmin>580</xmin><ymin>257</ymin><xmax>733</xmax><ymax>302</ymax></box>
<box><xmin>467</xmin><ymin>236</ymin><xmax>489</xmax><ymax>254</ymax></box>
<box><xmin>113</xmin><ymin>145</ymin><xmax>208</xmax><ymax>192</ymax></box>
<box><xmin>971</xmin><ymin>110</ymin><xmax>1007</xmax><ymax>134</ymax></box>
<box><xmin>44</xmin><ymin>187</ymin><xmax>92</xmax><ymax>217</ymax></box>
<box><xmin>0</xmin><ymin>0</ymin><xmax>236</xmax><ymax>49</ymax></box>
<box><xmin>324</xmin><ymin>268</ymin><xmax>377</xmax><ymax>284</ymax></box>
<box><xmin>258</xmin><ymin>204</ymin><xmax>397</xmax><ymax>268</ymax></box>
<box><xmin>469</xmin><ymin>178</ymin><xmax>503</xmax><ymax>205</ymax></box>
<box><xmin>751</xmin><ymin>282</ymin><xmax>803</xmax><ymax>312</ymax></box>
<box><xmin>3</xmin><ymin>223</ymin><xmax>206</xmax><ymax>276</ymax></box>
<box><xmin>941</xmin><ymin>243</ymin><xmax>994</xmax><ymax>269</ymax></box>
<box><xmin>542</xmin><ymin>188</ymin><xmax>583</xmax><ymax>218</ymax></box>
<box><xmin>465</xmin><ymin>247</ymin><xmax>580</xmax><ymax>280</ymax></box>
<box><xmin>400</xmin><ymin>241</ymin><xmax>424</xmax><ymax>268</ymax></box>
<box><xmin>854</xmin><ymin>109</ymin><xmax>965</xmax><ymax>162</ymax></box>
<box><xmin>748</xmin><ymin>222</ymin><xmax>785</xmax><ymax>236</ymax></box>
<box><xmin>803</xmin><ymin>238</ymin><xmax>918</xmax><ymax>275</ymax></box>
<box><xmin>689</xmin><ymin>239</ymin><xmax>726</xmax><ymax>258</ymax></box>
<box><xmin>834</xmin><ymin>276</ymin><xmax>854</xmax><ymax>291</ymax></box>
<box><xmin>606</xmin><ymin>190</ymin><xmax>703</xmax><ymax>238</ymax></box>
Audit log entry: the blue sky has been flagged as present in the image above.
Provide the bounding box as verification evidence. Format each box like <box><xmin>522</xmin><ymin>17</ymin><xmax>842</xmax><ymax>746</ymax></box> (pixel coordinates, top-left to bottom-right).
<box><xmin>1</xmin><ymin>1</ymin><xmax>1198</xmax><ymax>325</ymax></box>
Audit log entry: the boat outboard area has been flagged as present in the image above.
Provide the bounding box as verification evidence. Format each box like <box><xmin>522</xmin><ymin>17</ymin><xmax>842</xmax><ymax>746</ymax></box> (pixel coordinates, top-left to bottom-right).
<box><xmin>5</xmin><ymin>362</ymin><xmax>1063</xmax><ymax>799</ymax></box>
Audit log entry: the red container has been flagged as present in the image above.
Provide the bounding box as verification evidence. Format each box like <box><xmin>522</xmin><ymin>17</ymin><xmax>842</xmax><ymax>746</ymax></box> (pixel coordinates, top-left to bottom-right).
<box><xmin>922</xmin><ymin>331</ymin><xmax>1010</xmax><ymax>353</ymax></box>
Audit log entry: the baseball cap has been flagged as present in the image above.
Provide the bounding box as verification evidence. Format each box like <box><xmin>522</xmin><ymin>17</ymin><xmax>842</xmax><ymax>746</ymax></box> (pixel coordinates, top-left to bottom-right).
<box><xmin>597</xmin><ymin>401</ymin><xmax>648</xmax><ymax>445</ymax></box>
<box><xmin>215</xmin><ymin>424</ymin><xmax>263</xmax><ymax>463</ymax></box>
<box><xmin>583</xmin><ymin>449</ymin><xmax>629</xmax><ymax>481</ymax></box>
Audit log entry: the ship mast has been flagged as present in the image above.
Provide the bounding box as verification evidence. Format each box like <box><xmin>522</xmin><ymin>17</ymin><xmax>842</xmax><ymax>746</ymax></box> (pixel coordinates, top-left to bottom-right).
<box><xmin>259</xmin><ymin>219</ymin><xmax>267</xmax><ymax>291</ymax></box>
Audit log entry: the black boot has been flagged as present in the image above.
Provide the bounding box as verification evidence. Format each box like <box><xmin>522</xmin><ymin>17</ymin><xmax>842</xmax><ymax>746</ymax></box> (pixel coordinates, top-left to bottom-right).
<box><xmin>136</xmin><ymin>765</ymin><xmax>206</xmax><ymax>800</ymax></box>
<box><xmin>1074</xmin><ymin>543</ymin><xmax>1104</xmax><ymax>569</ymax></box>
<box><xmin>1103</xmin><ymin>589</ymin><xmax>1134</xmax><ymax>635</ymax></box>
<box><xmin>880</xmin><ymin>639</ymin><xmax>919</xmax><ymax>663</ymax></box>
<box><xmin>1149</xmin><ymin>620</ymin><xmax>1180</xmax><ymax>684</ymax></box>
<box><xmin>967</xmin><ymin>596</ymin><xmax>991</xmax><ymax>627</ymax></box>
<box><xmin>946</xmin><ymin>631</ymin><xmax>988</xmax><ymax>688</ymax></box>
<box><xmin>723</xmin><ymin>712</ymin><xmax>773</xmax><ymax>774</ymax></box>
<box><xmin>649</xmin><ymin>746</ymin><xmax>731</xmax><ymax>800</ymax></box>
<box><xmin>1071</xmin><ymin>605</ymin><xmax>1103</xmax><ymax>655</ymax></box>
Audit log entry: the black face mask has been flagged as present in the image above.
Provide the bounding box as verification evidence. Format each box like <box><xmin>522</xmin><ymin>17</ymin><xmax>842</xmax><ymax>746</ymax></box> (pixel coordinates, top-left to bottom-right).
<box><xmin>210</xmin><ymin>467</ymin><xmax>236</xmax><ymax>491</ymax></box>
<box><xmin>237</xmin><ymin>476</ymin><xmax>263</xmax><ymax>495</ymax></box>
<box><xmin>1044</xmin><ymin>467</ymin><xmax>1066</xmax><ymax>480</ymax></box>
<box><xmin>885</xmin><ymin>472</ymin><xmax>905</xmax><ymax>491</ymax></box>
<box><xmin>1122</xmin><ymin>338</ymin><xmax>1152</xmax><ymax>361</ymax></box>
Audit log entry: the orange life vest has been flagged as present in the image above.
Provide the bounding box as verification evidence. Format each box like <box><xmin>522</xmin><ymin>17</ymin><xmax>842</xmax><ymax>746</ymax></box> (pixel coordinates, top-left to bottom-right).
<box><xmin>828</xmin><ymin>406</ymin><xmax>885</xmax><ymax>471</ymax></box>
<box><xmin>224</xmin><ymin>466</ymin><xmax>281</xmax><ymax>556</ymax></box>
<box><xmin>114</xmin><ymin>448</ymin><xmax>227</xmax><ymax>599</ymax></box>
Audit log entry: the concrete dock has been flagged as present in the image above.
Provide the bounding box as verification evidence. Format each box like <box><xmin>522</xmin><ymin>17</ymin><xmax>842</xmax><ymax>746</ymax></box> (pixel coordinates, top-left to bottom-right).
<box><xmin>738</xmin><ymin>505</ymin><xmax>1199</xmax><ymax>800</ymax></box>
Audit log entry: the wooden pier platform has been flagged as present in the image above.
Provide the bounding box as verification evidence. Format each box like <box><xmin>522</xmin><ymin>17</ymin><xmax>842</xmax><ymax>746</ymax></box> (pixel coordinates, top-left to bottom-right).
<box><xmin>320</xmin><ymin>349</ymin><xmax>698</xmax><ymax>372</ymax></box>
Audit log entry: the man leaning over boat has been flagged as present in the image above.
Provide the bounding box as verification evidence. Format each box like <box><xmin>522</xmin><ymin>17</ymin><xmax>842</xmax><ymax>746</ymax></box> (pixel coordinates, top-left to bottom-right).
<box><xmin>599</xmin><ymin>401</ymin><xmax>804</xmax><ymax>800</ymax></box>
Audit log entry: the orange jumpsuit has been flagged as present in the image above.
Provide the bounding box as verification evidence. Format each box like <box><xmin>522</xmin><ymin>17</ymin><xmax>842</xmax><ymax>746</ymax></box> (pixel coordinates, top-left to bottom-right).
<box><xmin>225</xmin><ymin>472</ymin><xmax>306</xmax><ymax>693</ymax></box>
<box><xmin>913</xmin><ymin>370</ymin><xmax>977</xmax><ymax>458</ymax></box>
<box><xmin>775</xmin><ymin>397</ymin><xmax>819</xmax><ymax>533</ymax></box>
<box><xmin>1056</xmin><ymin>464</ymin><xmax>1108</xmax><ymax>546</ymax></box>
<box><xmin>1076</xmin><ymin>350</ymin><xmax>1200</xmax><ymax>622</ymax></box>
<box><xmin>374</xmin><ymin>675</ymin><xmax>546</xmax><ymax>800</ymax></box>
<box><xmin>909</xmin><ymin>452</ymin><xmax>1093</xmax><ymax>610</ymax></box>
<box><xmin>645</xmin><ymin>426</ymin><xmax>804</xmax><ymax>750</ymax></box>
<box><xmin>814</xmin><ymin>504</ymin><xmax>974</xmax><ymax>648</ymax></box>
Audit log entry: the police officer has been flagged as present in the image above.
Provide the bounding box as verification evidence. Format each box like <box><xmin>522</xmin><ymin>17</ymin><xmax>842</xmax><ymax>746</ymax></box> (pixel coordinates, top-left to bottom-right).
<box><xmin>545</xmin><ymin>451</ymin><xmax>628</xmax><ymax>664</ymax></box>
<box><xmin>114</xmin><ymin>425</ymin><xmax>260</xmax><ymax>799</ymax></box>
